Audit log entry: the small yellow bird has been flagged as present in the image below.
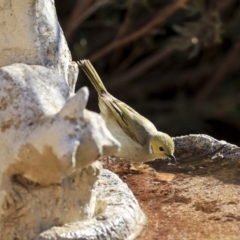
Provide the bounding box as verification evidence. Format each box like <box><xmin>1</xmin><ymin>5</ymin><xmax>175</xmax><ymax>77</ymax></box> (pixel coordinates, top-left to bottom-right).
<box><xmin>78</xmin><ymin>60</ymin><xmax>176</xmax><ymax>163</ymax></box>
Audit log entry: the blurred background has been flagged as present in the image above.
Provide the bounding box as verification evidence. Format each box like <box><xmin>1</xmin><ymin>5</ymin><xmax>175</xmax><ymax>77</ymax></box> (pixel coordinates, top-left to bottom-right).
<box><xmin>55</xmin><ymin>0</ymin><xmax>240</xmax><ymax>145</ymax></box>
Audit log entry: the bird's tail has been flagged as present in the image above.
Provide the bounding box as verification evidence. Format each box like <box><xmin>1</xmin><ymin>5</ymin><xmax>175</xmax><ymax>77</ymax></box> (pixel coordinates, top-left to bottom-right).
<box><xmin>77</xmin><ymin>60</ymin><xmax>108</xmax><ymax>96</ymax></box>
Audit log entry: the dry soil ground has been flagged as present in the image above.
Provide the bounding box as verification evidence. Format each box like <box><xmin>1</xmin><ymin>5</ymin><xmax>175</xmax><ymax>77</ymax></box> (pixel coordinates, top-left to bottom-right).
<box><xmin>101</xmin><ymin>157</ymin><xmax>240</xmax><ymax>240</ymax></box>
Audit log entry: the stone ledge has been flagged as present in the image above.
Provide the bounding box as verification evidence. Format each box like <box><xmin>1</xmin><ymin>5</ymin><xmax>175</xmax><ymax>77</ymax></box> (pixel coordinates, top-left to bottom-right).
<box><xmin>37</xmin><ymin>169</ymin><xmax>146</xmax><ymax>240</ymax></box>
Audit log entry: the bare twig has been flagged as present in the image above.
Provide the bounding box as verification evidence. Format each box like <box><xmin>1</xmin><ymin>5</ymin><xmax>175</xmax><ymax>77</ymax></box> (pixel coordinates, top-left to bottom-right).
<box><xmin>114</xmin><ymin>2</ymin><xmax>135</xmax><ymax>39</ymax></box>
<box><xmin>110</xmin><ymin>46</ymin><xmax>145</xmax><ymax>75</ymax></box>
<box><xmin>135</xmin><ymin>58</ymin><xmax>240</xmax><ymax>93</ymax></box>
<box><xmin>63</xmin><ymin>0</ymin><xmax>109</xmax><ymax>44</ymax></box>
<box><xmin>107</xmin><ymin>48</ymin><xmax>174</xmax><ymax>89</ymax></box>
<box><xmin>194</xmin><ymin>41</ymin><xmax>240</xmax><ymax>104</ymax></box>
<box><xmin>89</xmin><ymin>0</ymin><xmax>187</xmax><ymax>62</ymax></box>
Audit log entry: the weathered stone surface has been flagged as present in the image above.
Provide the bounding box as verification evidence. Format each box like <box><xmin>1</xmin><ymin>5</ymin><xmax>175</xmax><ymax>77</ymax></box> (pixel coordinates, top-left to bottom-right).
<box><xmin>36</xmin><ymin>169</ymin><xmax>146</xmax><ymax>240</ymax></box>
<box><xmin>0</xmin><ymin>64</ymin><xmax>120</xmax><ymax>239</ymax></box>
<box><xmin>0</xmin><ymin>0</ymin><xmax>78</xmax><ymax>93</ymax></box>
<box><xmin>103</xmin><ymin>134</ymin><xmax>240</xmax><ymax>240</ymax></box>
<box><xmin>174</xmin><ymin>134</ymin><xmax>240</xmax><ymax>160</ymax></box>
<box><xmin>1</xmin><ymin>163</ymin><xmax>100</xmax><ymax>240</ymax></box>
<box><xmin>0</xmin><ymin>0</ymin><xmax>147</xmax><ymax>239</ymax></box>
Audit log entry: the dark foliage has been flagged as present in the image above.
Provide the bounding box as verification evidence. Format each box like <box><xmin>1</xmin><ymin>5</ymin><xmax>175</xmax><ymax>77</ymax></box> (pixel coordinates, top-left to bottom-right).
<box><xmin>55</xmin><ymin>0</ymin><xmax>240</xmax><ymax>145</ymax></box>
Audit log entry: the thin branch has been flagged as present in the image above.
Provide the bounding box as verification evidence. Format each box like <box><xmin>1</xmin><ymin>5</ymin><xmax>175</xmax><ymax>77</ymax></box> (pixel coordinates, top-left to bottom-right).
<box><xmin>110</xmin><ymin>47</ymin><xmax>144</xmax><ymax>75</ymax></box>
<box><xmin>137</xmin><ymin>58</ymin><xmax>239</xmax><ymax>92</ymax></box>
<box><xmin>109</xmin><ymin>56</ymin><xmax>240</xmax><ymax>100</ymax></box>
<box><xmin>89</xmin><ymin>0</ymin><xmax>187</xmax><ymax>62</ymax></box>
<box><xmin>114</xmin><ymin>2</ymin><xmax>135</xmax><ymax>39</ymax></box>
<box><xmin>107</xmin><ymin>48</ymin><xmax>174</xmax><ymax>89</ymax></box>
<box><xmin>63</xmin><ymin>0</ymin><xmax>108</xmax><ymax>44</ymax></box>
<box><xmin>194</xmin><ymin>41</ymin><xmax>240</xmax><ymax>104</ymax></box>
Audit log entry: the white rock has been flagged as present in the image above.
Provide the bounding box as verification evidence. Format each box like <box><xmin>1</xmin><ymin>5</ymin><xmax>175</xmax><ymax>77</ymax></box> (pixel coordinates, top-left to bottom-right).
<box><xmin>0</xmin><ymin>0</ymin><xmax>147</xmax><ymax>239</ymax></box>
<box><xmin>0</xmin><ymin>0</ymin><xmax>77</xmax><ymax>93</ymax></box>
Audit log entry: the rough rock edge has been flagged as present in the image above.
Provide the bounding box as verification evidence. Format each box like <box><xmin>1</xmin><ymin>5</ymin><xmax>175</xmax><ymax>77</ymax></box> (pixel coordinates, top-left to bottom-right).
<box><xmin>36</xmin><ymin>169</ymin><xmax>147</xmax><ymax>240</ymax></box>
<box><xmin>36</xmin><ymin>134</ymin><xmax>240</xmax><ymax>240</ymax></box>
<box><xmin>174</xmin><ymin>134</ymin><xmax>240</xmax><ymax>161</ymax></box>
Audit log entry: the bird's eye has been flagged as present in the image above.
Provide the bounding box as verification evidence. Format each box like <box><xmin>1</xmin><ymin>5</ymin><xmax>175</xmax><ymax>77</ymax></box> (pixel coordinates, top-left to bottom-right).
<box><xmin>159</xmin><ymin>147</ymin><xmax>164</xmax><ymax>151</ymax></box>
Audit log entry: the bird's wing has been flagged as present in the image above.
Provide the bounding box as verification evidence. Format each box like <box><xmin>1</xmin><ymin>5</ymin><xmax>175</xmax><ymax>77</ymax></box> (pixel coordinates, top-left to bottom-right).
<box><xmin>101</xmin><ymin>94</ymin><xmax>156</xmax><ymax>146</ymax></box>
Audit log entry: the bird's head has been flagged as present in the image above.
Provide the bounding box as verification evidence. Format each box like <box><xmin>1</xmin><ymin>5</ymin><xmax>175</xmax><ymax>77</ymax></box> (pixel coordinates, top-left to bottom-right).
<box><xmin>149</xmin><ymin>132</ymin><xmax>176</xmax><ymax>163</ymax></box>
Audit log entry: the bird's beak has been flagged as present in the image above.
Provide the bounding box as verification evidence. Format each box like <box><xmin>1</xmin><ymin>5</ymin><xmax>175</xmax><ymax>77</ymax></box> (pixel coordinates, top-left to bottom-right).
<box><xmin>166</xmin><ymin>154</ymin><xmax>177</xmax><ymax>164</ymax></box>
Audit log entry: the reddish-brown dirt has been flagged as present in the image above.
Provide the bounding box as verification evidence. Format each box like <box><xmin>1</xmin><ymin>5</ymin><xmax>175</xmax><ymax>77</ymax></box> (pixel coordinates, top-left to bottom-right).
<box><xmin>101</xmin><ymin>157</ymin><xmax>240</xmax><ymax>240</ymax></box>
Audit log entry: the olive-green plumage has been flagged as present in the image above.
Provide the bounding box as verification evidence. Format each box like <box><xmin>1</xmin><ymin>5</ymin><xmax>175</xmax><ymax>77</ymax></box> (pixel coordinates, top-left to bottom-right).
<box><xmin>78</xmin><ymin>60</ymin><xmax>176</xmax><ymax>163</ymax></box>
